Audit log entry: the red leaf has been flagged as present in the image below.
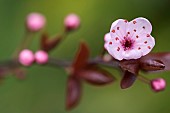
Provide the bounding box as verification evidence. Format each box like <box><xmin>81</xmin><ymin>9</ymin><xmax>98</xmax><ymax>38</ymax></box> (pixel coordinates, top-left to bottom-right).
<box><xmin>140</xmin><ymin>59</ymin><xmax>165</xmax><ymax>71</ymax></box>
<box><xmin>140</xmin><ymin>53</ymin><xmax>169</xmax><ymax>71</ymax></box>
<box><xmin>120</xmin><ymin>59</ymin><xmax>140</xmax><ymax>75</ymax></box>
<box><xmin>72</xmin><ymin>42</ymin><xmax>90</xmax><ymax>70</ymax></box>
<box><xmin>78</xmin><ymin>66</ymin><xmax>115</xmax><ymax>85</ymax></box>
<box><xmin>40</xmin><ymin>33</ymin><xmax>48</xmax><ymax>50</ymax></box>
<box><xmin>120</xmin><ymin>71</ymin><xmax>136</xmax><ymax>89</ymax></box>
<box><xmin>40</xmin><ymin>33</ymin><xmax>62</xmax><ymax>52</ymax></box>
<box><xmin>66</xmin><ymin>76</ymin><xmax>82</xmax><ymax>110</ymax></box>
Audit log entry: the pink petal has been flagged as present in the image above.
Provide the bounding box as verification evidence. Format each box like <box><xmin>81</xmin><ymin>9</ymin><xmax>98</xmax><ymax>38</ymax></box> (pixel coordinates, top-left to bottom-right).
<box><xmin>105</xmin><ymin>39</ymin><xmax>124</xmax><ymax>60</ymax></box>
<box><xmin>110</xmin><ymin>19</ymin><xmax>128</xmax><ymax>39</ymax></box>
<box><xmin>127</xmin><ymin>17</ymin><xmax>152</xmax><ymax>39</ymax></box>
<box><xmin>122</xmin><ymin>49</ymin><xmax>142</xmax><ymax>60</ymax></box>
<box><xmin>104</xmin><ymin>33</ymin><xmax>111</xmax><ymax>42</ymax></box>
<box><xmin>104</xmin><ymin>33</ymin><xmax>111</xmax><ymax>49</ymax></box>
<box><xmin>134</xmin><ymin>33</ymin><xmax>155</xmax><ymax>56</ymax></box>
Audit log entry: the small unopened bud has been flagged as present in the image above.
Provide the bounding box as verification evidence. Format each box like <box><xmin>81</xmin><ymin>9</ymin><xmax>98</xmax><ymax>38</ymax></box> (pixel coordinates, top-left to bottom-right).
<box><xmin>64</xmin><ymin>14</ymin><xmax>80</xmax><ymax>31</ymax></box>
<box><xmin>35</xmin><ymin>50</ymin><xmax>48</xmax><ymax>64</ymax></box>
<box><xmin>103</xmin><ymin>54</ymin><xmax>112</xmax><ymax>62</ymax></box>
<box><xmin>19</xmin><ymin>49</ymin><xmax>34</xmax><ymax>66</ymax></box>
<box><xmin>26</xmin><ymin>13</ymin><xmax>46</xmax><ymax>32</ymax></box>
<box><xmin>151</xmin><ymin>78</ymin><xmax>166</xmax><ymax>92</ymax></box>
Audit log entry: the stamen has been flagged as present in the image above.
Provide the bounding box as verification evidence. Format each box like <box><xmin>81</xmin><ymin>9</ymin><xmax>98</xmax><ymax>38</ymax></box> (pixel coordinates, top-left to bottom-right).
<box><xmin>147</xmin><ymin>34</ymin><xmax>150</xmax><ymax>37</ymax></box>
<box><xmin>148</xmin><ymin>46</ymin><xmax>151</xmax><ymax>49</ymax></box>
<box><xmin>121</xmin><ymin>38</ymin><xmax>134</xmax><ymax>51</ymax></box>
<box><xmin>124</xmin><ymin>20</ymin><xmax>128</xmax><ymax>23</ymax></box>
<box><xmin>112</xmin><ymin>29</ymin><xmax>115</xmax><ymax>33</ymax></box>
<box><xmin>115</xmin><ymin>37</ymin><xmax>119</xmax><ymax>41</ymax></box>
<box><xmin>117</xmin><ymin>47</ymin><xmax>120</xmax><ymax>51</ymax></box>
<box><xmin>136</xmin><ymin>35</ymin><xmax>139</xmax><ymax>38</ymax></box>
<box><xmin>133</xmin><ymin>21</ymin><xmax>137</xmax><ymax>24</ymax></box>
<box><xmin>144</xmin><ymin>41</ymin><xmax>147</xmax><ymax>44</ymax></box>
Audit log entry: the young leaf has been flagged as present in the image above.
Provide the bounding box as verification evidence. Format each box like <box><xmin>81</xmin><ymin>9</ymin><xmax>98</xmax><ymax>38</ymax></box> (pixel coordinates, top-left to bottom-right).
<box><xmin>120</xmin><ymin>71</ymin><xmax>136</xmax><ymax>89</ymax></box>
<box><xmin>120</xmin><ymin>59</ymin><xmax>140</xmax><ymax>75</ymax></box>
<box><xmin>66</xmin><ymin>76</ymin><xmax>82</xmax><ymax>110</ymax></box>
<box><xmin>140</xmin><ymin>53</ymin><xmax>169</xmax><ymax>71</ymax></box>
<box><xmin>40</xmin><ymin>33</ymin><xmax>48</xmax><ymax>51</ymax></box>
<box><xmin>40</xmin><ymin>33</ymin><xmax>62</xmax><ymax>52</ymax></box>
<box><xmin>72</xmin><ymin>42</ymin><xmax>90</xmax><ymax>70</ymax></box>
<box><xmin>140</xmin><ymin>59</ymin><xmax>165</xmax><ymax>71</ymax></box>
<box><xmin>78</xmin><ymin>66</ymin><xmax>115</xmax><ymax>85</ymax></box>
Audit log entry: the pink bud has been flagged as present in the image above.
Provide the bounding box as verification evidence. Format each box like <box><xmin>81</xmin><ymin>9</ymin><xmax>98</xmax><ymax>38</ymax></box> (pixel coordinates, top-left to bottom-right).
<box><xmin>35</xmin><ymin>50</ymin><xmax>48</xmax><ymax>64</ymax></box>
<box><xmin>151</xmin><ymin>78</ymin><xmax>166</xmax><ymax>92</ymax></box>
<box><xmin>64</xmin><ymin>14</ymin><xmax>80</xmax><ymax>31</ymax></box>
<box><xmin>103</xmin><ymin>54</ymin><xmax>112</xmax><ymax>62</ymax></box>
<box><xmin>19</xmin><ymin>49</ymin><xmax>35</xmax><ymax>66</ymax></box>
<box><xmin>26</xmin><ymin>13</ymin><xmax>46</xmax><ymax>32</ymax></box>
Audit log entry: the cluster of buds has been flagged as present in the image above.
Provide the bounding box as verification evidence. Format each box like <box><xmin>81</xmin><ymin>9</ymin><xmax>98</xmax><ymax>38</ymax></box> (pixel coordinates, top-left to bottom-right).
<box><xmin>19</xmin><ymin>49</ymin><xmax>49</xmax><ymax>66</ymax></box>
<box><xmin>0</xmin><ymin>12</ymin><xmax>169</xmax><ymax>111</ymax></box>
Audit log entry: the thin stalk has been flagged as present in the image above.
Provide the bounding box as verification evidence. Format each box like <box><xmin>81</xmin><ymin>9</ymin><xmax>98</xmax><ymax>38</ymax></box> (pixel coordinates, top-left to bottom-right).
<box><xmin>12</xmin><ymin>31</ymin><xmax>34</xmax><ymax>58</ymax></box>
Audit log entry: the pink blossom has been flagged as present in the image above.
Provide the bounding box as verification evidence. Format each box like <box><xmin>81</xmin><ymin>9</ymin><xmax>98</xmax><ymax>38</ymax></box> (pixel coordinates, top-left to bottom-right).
<box><xmin>104</xmin><ymin>18</ymin><xmax>155</xmax><ymax>60</ymax></box>
<box><xmin>19</xmin><ymin>49</ymin><xmax>35</xmax><ymax>66</ymax></box>
<box><xmin>26</xmin><ymin>12</ymin><xmax>46</xmax><ymax>32</ymax></box>
<box><xmin>64</xmin><ymin>14</ymin><xmax>80</xmax><ymax>31</ymax></box>
<box><xmin>35</xmin><ymin>50</ymin><xmax>48</xmax><ymax>64</ymax></box>
<box><xmin>151</xmin><ymin>78</ymin><xmax>166</xmax><ymax>92</ymax></box>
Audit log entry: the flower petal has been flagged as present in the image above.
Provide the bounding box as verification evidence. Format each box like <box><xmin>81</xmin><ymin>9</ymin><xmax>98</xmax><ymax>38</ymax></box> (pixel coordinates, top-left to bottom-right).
<box><xmin>135</xmin><ymin>33</ymin><xmax>155</xmax><ymax>56</ymax></box>
<box><xmin>122</xmin><ymin>49</ymin><xmax>142</xmax><ymax>60</ymax></box>
<box><xmin>105</xmin><ymin>39</ymin><xmax>124</xmax><ymax>60</ymax></box>
<box><xmin>110</xmin><ymin>19</ymin><xmax>128</xmax><ymax>39</ymax></box>
<box><xmin>127</xmin><ymin>17</ymin><xmax>152</xmax><ymax>38</ymax></box>
<box><xmin>104</xmin><ymin>33</ymin><xmax>111</xmax><ymax>42</ymax></box>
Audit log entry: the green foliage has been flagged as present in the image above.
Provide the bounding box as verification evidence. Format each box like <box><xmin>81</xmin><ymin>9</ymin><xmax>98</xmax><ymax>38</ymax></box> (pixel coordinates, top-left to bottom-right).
<box><xmin>0</xmin><ymin>0</ymin><xmax>170</xmax><ymax>113</ymax></box>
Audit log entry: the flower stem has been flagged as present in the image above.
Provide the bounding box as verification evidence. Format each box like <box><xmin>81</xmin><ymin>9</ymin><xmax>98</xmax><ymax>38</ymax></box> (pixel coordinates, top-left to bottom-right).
<box><xmin>12</xmin><ymin>31</ymin><xmax>34</xmax><ymax>58</ymax></box>
<box><xmin>137</xmin><ymin>75</ymin><xmax>150</xmax><ymax>84</ymax></box>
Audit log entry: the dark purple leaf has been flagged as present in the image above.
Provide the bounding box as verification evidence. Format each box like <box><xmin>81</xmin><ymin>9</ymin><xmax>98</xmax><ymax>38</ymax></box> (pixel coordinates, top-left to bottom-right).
<box><xmin>120</xmin><ymin>71</ymin><xmax>136</xmax><ymax>89</ymax></box>
<box><xmin>140</xmin><ymin>53</ymin><xmax>170</xmax><ymax>71</ymax></box>
<box><xmin>120</xmin><ymin>59</ymin><xmax>140</xmax><ymax>75</ymax></box>
<box><xmin>41</xmin><ymin>33</ymin><xmax>62</xmax><ymax>52</ymax></box>
<box><xmin>40</xmin><ymin>33</ymin><xmax>48</xmax><ymax>50</ymax></box>
<box><xmin>72</xmin><ymin>42</ymin><xmax>90</xmax><ymax>70</ymax></box>
<box><xmin>66</xmin><ymin>76</ymin><xmax>82</xmax><ymax>110</ymax></box>
<box><xmin>140</xmin><ymin>59</ymin><xmax>165</xmax><ymax>71</ymax></box>
<box><xmin>78</xmin><ymin>66</ymin><xmax>115</xmax><ymax>85</ymax></box>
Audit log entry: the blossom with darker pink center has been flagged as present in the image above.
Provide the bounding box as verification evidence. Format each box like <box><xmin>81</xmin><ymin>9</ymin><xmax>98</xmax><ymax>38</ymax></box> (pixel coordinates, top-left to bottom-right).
<box><xmin>104</xmin><ymin>17</ymin><xmax>155</xmax><ymax>60</ymax></box>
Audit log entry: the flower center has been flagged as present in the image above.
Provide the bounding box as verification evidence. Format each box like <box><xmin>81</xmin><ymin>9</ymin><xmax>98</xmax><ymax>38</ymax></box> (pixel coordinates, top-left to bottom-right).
<box><xmin>121</xmin><ymin>38</ymin><xmax>134</xmax><ymax>51</ymax></box>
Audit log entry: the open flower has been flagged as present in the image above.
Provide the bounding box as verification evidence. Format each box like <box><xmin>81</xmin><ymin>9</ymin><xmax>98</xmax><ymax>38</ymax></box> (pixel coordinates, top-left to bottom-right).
<box><xmin>104</xmin><ymin>17</ymin><xmax>155</xmax><ymax>60</ymax></box>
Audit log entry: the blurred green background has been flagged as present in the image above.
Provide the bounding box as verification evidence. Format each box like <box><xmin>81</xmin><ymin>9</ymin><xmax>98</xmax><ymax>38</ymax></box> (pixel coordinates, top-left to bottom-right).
<box><xmin>0</xmin><ymin>0</ymin><xmax>170</xmax><ymax>113</ymax></box>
